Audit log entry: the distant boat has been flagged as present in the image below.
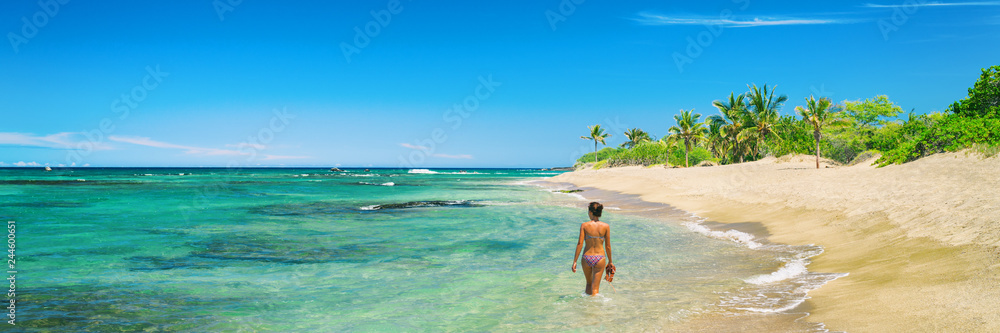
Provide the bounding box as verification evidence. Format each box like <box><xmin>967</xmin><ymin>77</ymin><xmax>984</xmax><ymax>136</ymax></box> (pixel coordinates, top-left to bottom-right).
<box><xmin>44</xmin><ymin>166</ymin><xmax>52</xmax><ymax>171</ymax></box>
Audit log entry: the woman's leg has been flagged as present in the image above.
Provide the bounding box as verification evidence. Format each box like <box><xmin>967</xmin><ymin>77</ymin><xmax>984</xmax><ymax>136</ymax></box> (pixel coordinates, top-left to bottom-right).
<box><xmin>581</xmin><ymin>257</ymin><xmax>594</xmax><ymax>295</ymax></box>
<box><xmin>591</xmin><ymin>258</ymin><xmax>606</xmax><ymax>295</ymax></box>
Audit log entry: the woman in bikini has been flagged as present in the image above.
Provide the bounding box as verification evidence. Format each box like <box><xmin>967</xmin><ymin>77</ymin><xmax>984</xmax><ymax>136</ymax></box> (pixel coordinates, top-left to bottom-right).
<box><xmin>572</xmin><ymin>202</ymin><xmax>613</xmax><ymax>296</ymax></box>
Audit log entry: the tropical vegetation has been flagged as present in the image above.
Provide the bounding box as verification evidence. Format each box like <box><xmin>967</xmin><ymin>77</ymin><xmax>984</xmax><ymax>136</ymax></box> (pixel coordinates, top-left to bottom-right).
<box><xmin>666</xmin><ymin>109</ymin><xmax>708</xmax><ymax>167</ymax></box>
<box><xmin>795</xmin><ymin>96</ymin><xmax>841</xmax><ymax>169</ymax></box>
<box><xmin>580</xmin><ymin>124</ymin><xmax>611</xmax><ymax>164</ymax></box>
<box><xmin>575</xmin><ymin>65</ymin><xmax>1000</xmax><ymax>169</ymax></box>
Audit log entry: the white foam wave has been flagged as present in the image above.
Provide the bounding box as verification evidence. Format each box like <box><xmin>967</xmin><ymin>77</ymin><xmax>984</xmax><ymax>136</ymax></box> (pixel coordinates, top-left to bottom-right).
<box><xmin>359</xmin><ymin>182</ymin><xmax>396</xmax><ymax>186</ymax></box>
<box><xmin>744</xmin><ymin>259</ymin><xmax>808</xmax><ymax>285</ymax></box>
<box><xmin>683</xmin><ymin>221</ymin><xmax>762</xmax><ymax>249</ymax></box>
<box><xmin>724</xmin><ymin>271</ymin><xmax>849</xmax><ymax>314</ymax></box>
<box><xmin>541</xmin><ymin>187</ymin><xmax>589</xmax><ymax>201</ymax></box>
<box><xmin>359</xmin><ymin>205</ymin><xmax>380</xmax><ymax>211</ymax></box>
<box><xmin>408</xmin><ymin>169</ymin><xmax>438</xmax><ymax>174</ymax></box>
<box><xmin>478</xmin><ymin>201</ymin><xmax>517</xmax><ymax>206</ymax></box>
<box><xmin>556</xmin><ymin>192</ymin><xmax>587</xmax><ymax>201</ymax></box>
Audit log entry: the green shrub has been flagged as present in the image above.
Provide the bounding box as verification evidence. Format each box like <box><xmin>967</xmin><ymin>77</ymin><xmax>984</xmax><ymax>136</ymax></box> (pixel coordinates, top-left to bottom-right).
<box><xmin>972</xmin><ymin>143</ymin><xmax>1000</xmax><ymax>158</ymax></box>
<box><xmin>604</xmin><ymin>142</ymin><xmax>672</xmax><ymax>167</ymax></box>
<box><xmin>592</xmin><ymin>160</ymin><xmax>609</xmax><ymax>169</ymax></box>
<box><xmin>848</xmin><ymin>150</ymin><xmax>881</xmax><ymax>166</ymax></box>
<box><xmin>948</xmin><ymin>66</ymin><xmax>1000</xmax><ymax>119</ymax></box>
<box><xmin>764</xmin><ymin>115</ymin><xmax>814</xmax><ymax>158</ymax></box>
<box><xmin>877</xmin><ymin>116</ymin><xmax>1000</xmax><ymax>165</ymax></box>
<box><xmin>668</xmin><ymin>146</ymin><xmax>717</xmax><ymax>167</ymax></box>
<box><xmin>576</xmin><ymin>147</ymin><xmax>622</xmax><ymax>165</ymax></box>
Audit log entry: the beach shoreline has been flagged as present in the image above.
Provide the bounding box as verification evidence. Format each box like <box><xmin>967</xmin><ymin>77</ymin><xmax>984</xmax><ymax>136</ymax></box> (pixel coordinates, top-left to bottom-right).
<box><xmin>548</xmin><ymin>152</ymin><xmax>1000</xmax><ymax>332</ymax></box>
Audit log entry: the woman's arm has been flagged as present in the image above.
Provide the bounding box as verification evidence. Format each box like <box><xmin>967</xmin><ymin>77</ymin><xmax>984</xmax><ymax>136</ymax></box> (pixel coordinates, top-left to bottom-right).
<box><xmin>604</xmin><ymin>225</ymin><xmax>612</xmax><ymax>265</ymax></box>
<box><xmin>572</xmin><ymin>224</ymin><xmax>584</xmax><ymax>272</ymax></box>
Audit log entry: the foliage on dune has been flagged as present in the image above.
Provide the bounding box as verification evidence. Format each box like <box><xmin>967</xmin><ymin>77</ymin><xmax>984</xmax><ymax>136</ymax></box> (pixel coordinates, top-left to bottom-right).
<box><xmin>577</xmin><ymin>65</ymin><xmax>1000</xmax><ymax>169</ymax></box>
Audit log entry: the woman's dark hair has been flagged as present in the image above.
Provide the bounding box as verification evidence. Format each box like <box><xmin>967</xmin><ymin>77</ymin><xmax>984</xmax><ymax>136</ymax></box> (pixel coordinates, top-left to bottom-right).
<box><xmin>588</xmin><ymin>202</ymin><xmax>603</xmax><ymax>217</ymax></box>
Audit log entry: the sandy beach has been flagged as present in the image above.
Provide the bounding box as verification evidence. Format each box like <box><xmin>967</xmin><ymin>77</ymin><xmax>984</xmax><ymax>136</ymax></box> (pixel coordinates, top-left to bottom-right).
<box><xmin>550</xmin><ymin>152</ymin><xmax>1000</xmax><ymax>332</ymax></box>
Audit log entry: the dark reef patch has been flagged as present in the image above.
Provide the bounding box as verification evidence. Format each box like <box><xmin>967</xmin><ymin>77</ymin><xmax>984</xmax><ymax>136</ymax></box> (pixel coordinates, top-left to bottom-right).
<box><xmin>8</xmin><ymin>201</ymin><xmax>88</xmax><ymax>208</ymax></box>
<box><xmin>360</xmin><ymin>200</ymin><xmax>483</xmax><ymax>211</ymax></box>
<box><xmin>0</xmin><ymin>179</ymin><xmax>146</xmax><ymax>186</ymax></box>
<box><xmin>17</xmin><ymin>285</ymin><xmax>229</xmax><ymax>332</ymax></box>
<box><xmin>249</xmin><ymin>202</ymin><xmax>354</xmax><ymax>216</ymax></box>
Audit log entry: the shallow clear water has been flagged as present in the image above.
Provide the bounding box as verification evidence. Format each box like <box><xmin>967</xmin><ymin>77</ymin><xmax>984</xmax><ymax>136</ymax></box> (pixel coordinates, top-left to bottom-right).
<box><xmin>2</xmin><ymin>168</ymin><xmax>839</xmax><ymax>331</ymax></box>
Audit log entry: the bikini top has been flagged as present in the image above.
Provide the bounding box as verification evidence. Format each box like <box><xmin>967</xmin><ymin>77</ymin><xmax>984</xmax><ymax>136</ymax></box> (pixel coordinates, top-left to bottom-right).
<box><xmin>585</xmin><ymin>234</ymin><xmax>604</xmax><ymax>240</ymax></box>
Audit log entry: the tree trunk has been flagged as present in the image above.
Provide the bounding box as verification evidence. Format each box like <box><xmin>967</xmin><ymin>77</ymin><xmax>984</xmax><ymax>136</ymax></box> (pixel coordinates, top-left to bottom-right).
<box><xmin>594</xmin><ymin>141</ymin><xmax>598</xmax><ymax>164</ymax></box>
<box><xmin>685</xmin><ymin>139</ymin><xmax>691</xmax><ymax>167</ymax></box>
<box><xmin>814</xmin><ymin>130</ymin><xmax>821</xmax><ymax>169</ymax></box>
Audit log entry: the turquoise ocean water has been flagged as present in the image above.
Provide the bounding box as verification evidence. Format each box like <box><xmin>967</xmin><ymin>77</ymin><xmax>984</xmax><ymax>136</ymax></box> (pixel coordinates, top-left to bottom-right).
<box><xmin>1</xmin><ymin>168</ymin><xmax>843</xmax><ymax>332</ymax></box>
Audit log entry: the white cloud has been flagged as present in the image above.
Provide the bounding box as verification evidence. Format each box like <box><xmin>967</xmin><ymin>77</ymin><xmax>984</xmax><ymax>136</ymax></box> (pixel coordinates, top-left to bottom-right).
<box><xmin>12</xmin><ymin>161</ymin><xmax>42</xmax><ymax>167</ymax></box>
<box><xmin>0</xmin><ymin>132</ymin><xmax>114</xmax><ymax>150</ymax></box>
<box><xmin>226</xmin><ymin>143</ymin><xmax>266</xmax><ymax>150</ymax></box>
<box><xmin>862</xmin><ymin>1</ymin><xmax>1000</xmax><ymax>8</ymax></box>
<box><xmin>432</xmin><ymin>153</ymin><xmax>474</xmax><ymax>159</ymax></box>
<box><xmin>109</xmin><ymin>135</ymin><xmax>246</xmax><ymax>156</ymax></box>
<box><xmin>261</xmin><ymin>155</ymin><xmax>311</xmax><ymax>160</ymax></box>
<box><xmin>633</xmin><ymin>12</ymin><xmax>845</xmax><ymax>27</ymax></box>
<box><xmin>400</xmin><ymin>143</ymin><xmax>430</xmax><ymax>150</ymax></box>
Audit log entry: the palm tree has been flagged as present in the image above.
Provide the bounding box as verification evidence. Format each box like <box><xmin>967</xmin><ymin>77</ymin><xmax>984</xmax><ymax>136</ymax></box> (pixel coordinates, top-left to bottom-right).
<box><xmin>667</xmin><ymin>109</ymin><xmax>708</xmax><ymax>167</ymax></box>
<box><xmin>709</xmin><ymin>92</ymin><xmax>750</xmax><ymax>163</ymax></box>
<box><xmin>580</xmin><ymin>124</ymin><xmax>611</xmax><ymax>164</ymax></box>
<box><xmin>743</xmin><ymin>84</ymin><xmax>787</xmax><ymax>159</ymax></box>
<box><xmin>621</xmin><ymin>128</ymin><xmax>651</xmax><ymax>149</ymax></box>
<box><xmin>706</xmin><ymin>120</ymin><xmax>725</xmax><ymax>158</ymax></box>
<box><xmin>795</xmin><ymin>96</ymin><xmax>839</xmax><ymax>169</ymax></box>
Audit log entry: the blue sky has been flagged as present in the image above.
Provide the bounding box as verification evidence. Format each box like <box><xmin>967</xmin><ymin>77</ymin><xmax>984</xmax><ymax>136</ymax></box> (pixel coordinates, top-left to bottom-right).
<box><xmin>1</xmin><ymin>0</ymin><xmax>998</xmax><ymax>167</ymax></box>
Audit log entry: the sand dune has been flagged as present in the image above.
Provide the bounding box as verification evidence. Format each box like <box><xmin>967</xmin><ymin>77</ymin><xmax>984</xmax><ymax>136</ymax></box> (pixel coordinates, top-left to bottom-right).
<box><xmin>550</xmin><ymin>152</ymin><xmax>1000</xmax><ymax>332</ymax></box>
